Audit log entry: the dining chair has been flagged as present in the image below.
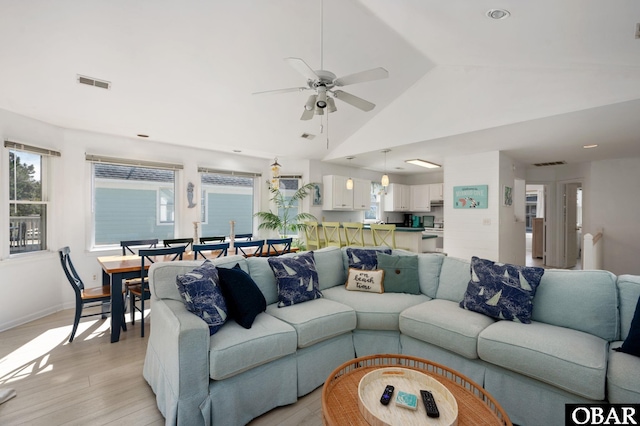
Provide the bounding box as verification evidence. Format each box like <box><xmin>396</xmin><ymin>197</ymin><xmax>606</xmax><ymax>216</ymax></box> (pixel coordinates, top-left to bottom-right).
<box><xmin>234</xmin><ymin>239</ymin><xmax>265</xmax><ymax>257</ymax></box>
<box><xmin>322</xmin><ymin>222</ymin><xmax>346</xmax><ymax>248</ymax></box>
<box><xmin>200</xmin><ymin>236</ymin><xmax>226</xmax><ymax>244</ymax></box>
<box><xmin>163</xmin><ymin>237</ymin><xmax>194</xmax><ymax>250</ymax></box>
<box><xmin>120</xmin><ymin>238</ymin><xmax>158</xmax><ymax>255</ymax></box>
<box><xmin>129</xmin><ymin>245</ymin><xmax>185</xmax><ymax>337</ymax></box>
<box><xmin>343</xmin><ymin>222</ymin><xmax>365</xmax><ymax>247</ymax></box>
<box><xmin>193</xmin><ymin>242</ymin><xmax>229</xmax><ymax>259</ymax></box>
<box><xmin>266</xmin><ymin>238</ymin><xmax>293</xmax><ymax>256</ymax></box>
<box><xmin>303</xmin><ymin>222</ymin><xmax>324</xmax><ymax>250</ymax></box>
<box><xmin>59</xmin><ymin>246</ymin><xmax>126</xmax><ymax>342</ymax></box>
<box><xmin>235</xmin><ymin>233</ymin><xmax>253</xmax><ymax>241</ymax></box>
<box><xmin>370</xmin><ymin>224</ymin><xmax>397</xmax><ymax>249</ymax></box>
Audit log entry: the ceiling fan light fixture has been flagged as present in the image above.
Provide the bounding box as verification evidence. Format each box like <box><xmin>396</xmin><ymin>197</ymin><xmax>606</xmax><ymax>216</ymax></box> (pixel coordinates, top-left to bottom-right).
<box><xmin>316</xmin><ymin>87</ymin><xmax>327</xmax><ymax>109</ymax></box>
<box><xmin>327</xmin><ymin>97</ymin><xmax>337</xmax><ymax>113</ymax></box>
<box><xmin>304</xmin><ymin>94</ymin><xmax>317</xmax><ymax>111</ymax></box>
<box><xmin>405</xmin><ymin>159</ymin><xmax>441</xmax><ymax>169</ymax></box>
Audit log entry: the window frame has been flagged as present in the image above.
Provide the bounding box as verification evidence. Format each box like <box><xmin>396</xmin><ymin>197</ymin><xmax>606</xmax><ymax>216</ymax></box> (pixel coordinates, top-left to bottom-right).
<box><xmin>87</xmin><ymin>155</ymin><xmax>182</xmax><ymax>249</ymax></box>
<box><xmin>5</xmin><ymin>141</ymin><xmax>58</xmax><ymax>258</ymax></box>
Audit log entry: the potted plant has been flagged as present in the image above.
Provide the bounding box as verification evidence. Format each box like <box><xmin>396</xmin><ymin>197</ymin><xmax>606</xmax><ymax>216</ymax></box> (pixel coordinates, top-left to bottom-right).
<box><xmin>254</xmin><ymin>182</ymin><xmax>317</xmax><ymax>241</ymax></box>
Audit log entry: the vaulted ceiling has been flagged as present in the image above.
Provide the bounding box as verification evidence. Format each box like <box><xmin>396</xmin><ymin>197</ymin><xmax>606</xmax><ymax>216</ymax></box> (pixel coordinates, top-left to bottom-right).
<box><xmin>1</xmin><ymin>0</ymin><xmax>639</xmax><ymax>174</ymax></box>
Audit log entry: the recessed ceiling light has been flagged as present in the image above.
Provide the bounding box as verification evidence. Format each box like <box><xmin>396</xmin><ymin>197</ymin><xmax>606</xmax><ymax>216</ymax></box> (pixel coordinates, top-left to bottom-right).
<box><xmin>137</xmin><ymin>134</ymin><xmax>149</xmax><ymax>138</ymax></box>
<box><xmin>487</xmin><ymin>9</ymin><xmax>510</xmax><ymax>20</ymax></box>
<box><xmin>583</xmin><ymin>144</ymin><xmax>598</xmax><ymax>149</ymax></box>
<box><xmin>405</xmin><ymin>159</ymin><xmax>441</xmax><ymax>169</ymax></box>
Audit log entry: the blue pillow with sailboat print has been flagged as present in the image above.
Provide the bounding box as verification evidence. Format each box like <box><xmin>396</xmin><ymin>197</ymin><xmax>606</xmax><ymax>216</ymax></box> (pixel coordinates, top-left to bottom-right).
<box><xmin>459</xmin><ymin>256</ymin><xmax>544</xmax><ymax>323</ymax></box>
<box><xmin>268</xmin><ymin>251</ymin><xmax>322</xmax><ymax>308</ymax></box>
<box><xmin>176</xmin><ymin>260</ymin><xmax>228</xmax><ymax>335</ymax></box>
<box><xmin>346</xmin><ymin>247</ymin><xmax>392</xmax><ymax>270</ymax></box>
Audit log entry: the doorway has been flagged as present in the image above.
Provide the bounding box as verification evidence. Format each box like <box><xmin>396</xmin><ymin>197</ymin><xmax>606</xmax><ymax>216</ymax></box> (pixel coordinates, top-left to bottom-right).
<box><xmin>563</xmin><ymin>183</ymin><xmax>582</xmax><ymax>270</ymax></box>
<box><xmin>525</xmin><ymin>185</ymin><xmax>545</xmax><ymax>267</ymax></box>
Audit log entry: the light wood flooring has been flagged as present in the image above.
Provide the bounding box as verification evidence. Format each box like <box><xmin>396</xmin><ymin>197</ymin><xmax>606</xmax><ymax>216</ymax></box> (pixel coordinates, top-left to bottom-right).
<box><xmin>0</xmin><ymin>308</ymin><xmax>322</xmax><ymax>426</ymax></box>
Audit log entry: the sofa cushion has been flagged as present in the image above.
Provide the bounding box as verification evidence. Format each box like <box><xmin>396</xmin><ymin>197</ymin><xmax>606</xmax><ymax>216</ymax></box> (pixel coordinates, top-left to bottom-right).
<box><xmin>345</xmin><ymin>247</ymin><xmax>391</xmax><ymax>270</ymax></box>
<box><xmin>308</xmin><ymin>246</ymin><xmax>346</xmax><ymax>290</ymax></box>
<box><xmin>266</xmin><ymin>298</ymin><xmax>356</xmax><ymax>348</ymax></box>
<box><xmin>400</xmin><ymin>299</ymin><xmax>495</xmax><ymax>359</ymax></box>
<box><xmin>435</xmin><ymin>256</ymin><xmax>471</xmax><ymax>302</ymax></box>
<box><xmin>175</xmin><ymin>260</ymin><xmax>228</xmax><ymax>335</ymax></box>
<box><xmin>607</xmin><ymin>342</ymin><xmax>640</xmax><ymax>403</ymax></box>
<box><xmin>246</xmin><ymin>257</ymin><xmax>279</xmax><ymax>305</ymax></box>
<box><xmin>149</xmin><ymin>256</ymin><xmax>247</xmax><ymax>301</ymax></box>
<box><xmin>417</xmin><ymin>253</ymin><xmax>446</xmax><ymax>298</ymax></box>
<box><xmin>209</xmin><ymin>312</ymin><xmax>297</xmax><ymax>380</ymax></box>
<box><xmin>377</xmin><ymin>253</ymin><xmax>420</xmax><ymax>294</ymax></box>
<box><xmin>614</xmin><ymin>294</ymin><xmax>640</xmax><ymax>357</ymax></box>
<box><xmin>618</xmin><ymin>275</ymin><xmax>640</xmax><ymax>341</ymax></box>
<box><xmin>478</xmin><ymin>321</ymin><xmax>609</xmax><ymax>400</ymax></box>
<box><xmin>460</xmin><ymin>256</ymin><xmax>544</xmax><ymax>323</ymax></box>
<box><xmin>345</xmin><ymin>268</ymin><xmax>385</xmax><ymax>293</ymax></box>
<box><xmin>268</xmin><ymin>251</ymin><xmax>322</xmax><ymax>307</ymax></box>
<box><xmin>323</xmin><ymin>285</ymin><xmax>429</xmax><ymax>330</ymax></box>
<box><xmin>531</xmin><ymin>269</ymin><xmax>619</xmax><ymax>341</ymax></box>
<box><xmin>217</xmin><ymin>263</ymin><xmax>266</xmax><ymax>329</ymax></box>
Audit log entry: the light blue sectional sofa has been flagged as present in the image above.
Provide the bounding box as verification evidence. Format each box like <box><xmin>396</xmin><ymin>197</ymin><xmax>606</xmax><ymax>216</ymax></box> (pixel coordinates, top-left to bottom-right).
<box><xmin>143</xmin><ymin>246</ymin><xmax>640</xmax><ymax>426</ymax></box>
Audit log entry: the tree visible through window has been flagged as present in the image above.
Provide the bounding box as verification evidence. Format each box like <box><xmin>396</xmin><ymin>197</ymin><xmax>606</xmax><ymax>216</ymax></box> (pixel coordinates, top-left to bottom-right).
<box><xmin>9</xmin><ymin>150</ymin><xmax>47</xmax><ymax>254</ymax></box>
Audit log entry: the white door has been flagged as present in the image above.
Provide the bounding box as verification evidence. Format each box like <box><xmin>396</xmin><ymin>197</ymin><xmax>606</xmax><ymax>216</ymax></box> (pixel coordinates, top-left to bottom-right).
<box><xmin>563</xmin><ymin>183</ymin><xmax>580</xmax><ymax>268</ymax></box>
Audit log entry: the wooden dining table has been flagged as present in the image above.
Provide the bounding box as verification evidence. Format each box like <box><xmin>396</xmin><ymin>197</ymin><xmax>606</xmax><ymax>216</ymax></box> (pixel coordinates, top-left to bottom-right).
<box><xmin>97</xmin><ymin>245</ymin><xmax>298</xmax><ymax>342</ymax></box>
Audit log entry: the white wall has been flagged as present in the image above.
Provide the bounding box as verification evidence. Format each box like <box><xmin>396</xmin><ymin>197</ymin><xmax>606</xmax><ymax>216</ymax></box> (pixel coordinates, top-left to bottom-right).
<box><xmin>586</xmin><ymin>157</ymin><xmax>640</xmax><ymax>275</ymax></box>
<box><xmin>0</xmin><ymin>108</ymin><xmax>269</xmax><ymax>332</ymax></box>
<box><xmin>443</xmin><ymin>151</ymin><xmax>500</xmax><ymax>261</ymax></box>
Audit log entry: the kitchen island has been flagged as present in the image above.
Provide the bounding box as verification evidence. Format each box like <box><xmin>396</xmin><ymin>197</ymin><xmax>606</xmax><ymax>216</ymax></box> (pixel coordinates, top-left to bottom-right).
<box><xmin>362</xmin><ymin>225</ymin><xmax>437</xmax><ymax>253</ymax></box>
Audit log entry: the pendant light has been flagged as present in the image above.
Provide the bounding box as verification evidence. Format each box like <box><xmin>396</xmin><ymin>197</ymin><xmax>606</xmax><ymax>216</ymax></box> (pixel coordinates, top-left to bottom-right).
<box><xmin>270</xmin><ymin>158</ymin><xmax>281</xmax><ymax>190</ymax></box>
<box><xmin>381</xmin><ymin>149</ymin><xmax>390</xmax><ymax>187</ymax></box>
<box><xmin>345</xmin><ymin>157</ymin><xmax>354</xmax><ymax>190</ymax></box>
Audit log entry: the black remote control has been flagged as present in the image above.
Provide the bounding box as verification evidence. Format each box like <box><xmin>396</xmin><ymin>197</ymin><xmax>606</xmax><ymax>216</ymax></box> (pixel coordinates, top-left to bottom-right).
<box><xmin>380</xmin><ymin>385</ymin><xmax>394</xmax><ymax>405</ymax></box>
<box><xmin>420</xmin><ymin>390</ymin><xmax>440</xmax><ymax>418</ymax></box>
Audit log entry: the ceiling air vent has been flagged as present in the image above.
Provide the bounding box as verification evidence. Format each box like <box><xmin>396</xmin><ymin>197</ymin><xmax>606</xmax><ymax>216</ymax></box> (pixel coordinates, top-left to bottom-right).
<box><xmin>533</xmin><ymin>161</ymin><xmax>567</xmax><ymax>167</ymax></box>
<box><xmin>77</xmin><ymin>74</ymin><xmax>111</xmax><ymax>90</ymax></box>
<box><xmin>300</xmin><ymin>133</ymin><xmax>316</xmax><ymax>140</ymax></box>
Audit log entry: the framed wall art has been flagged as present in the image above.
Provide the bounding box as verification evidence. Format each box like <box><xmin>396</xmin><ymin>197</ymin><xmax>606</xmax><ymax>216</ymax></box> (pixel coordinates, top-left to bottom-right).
<box><xmin>453</xmin><ymin>185</ymin><xmax>488</xmax><ymax>209</ymax></box>
<box><xmin>503</xmin><ymin>185</ymin><xmax>513</xmax><ymax>207</ymax></box>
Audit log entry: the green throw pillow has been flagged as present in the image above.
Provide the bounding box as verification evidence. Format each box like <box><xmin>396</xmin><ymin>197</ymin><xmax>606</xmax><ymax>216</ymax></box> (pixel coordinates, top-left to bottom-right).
<box><xmin>377</xmin><ymin>253</ymin><xmax>420</xmax><ymax>294</ymax></box>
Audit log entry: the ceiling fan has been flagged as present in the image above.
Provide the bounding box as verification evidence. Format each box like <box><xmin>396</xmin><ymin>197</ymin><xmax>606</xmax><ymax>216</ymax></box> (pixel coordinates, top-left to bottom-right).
<box><xmin>253</xmin><ymin>57</ymin><xmax>389</xmax><ymax>120</ymax></box>
<box><xmin>252</xmin><ymin>0</ymin><xmax>388</xmax><ymax>121</ymax></box>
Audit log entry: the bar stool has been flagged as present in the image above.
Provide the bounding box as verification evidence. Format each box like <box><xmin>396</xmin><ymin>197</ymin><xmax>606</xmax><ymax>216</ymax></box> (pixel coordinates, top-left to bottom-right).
<box><xmin>304</xmin><ymin>222</ymin><xmax>324</xmax><ymax>250</ymax></box>
<box><xmin>322</xmin><ymin>222</ymin><xmax>346</xmax><ymax>247</ymax></box>
<box><xmin>342</xmin><ymin>222</ymin><xmax>365</xmax><ymax>246</ymax></box>
<box><xmin>370</xmin><ymin>224</ymin><xmax>397</xmax><ymax>249</ymax></box>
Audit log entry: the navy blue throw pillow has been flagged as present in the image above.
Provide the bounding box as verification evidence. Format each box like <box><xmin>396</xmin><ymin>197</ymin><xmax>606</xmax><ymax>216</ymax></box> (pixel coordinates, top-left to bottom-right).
<box><xmin>217</xmin><ymin>263</ymin><xmax>266</xmax><ymax>329</ymax></box>
<box><xmin>459</xmin><ymin>256</ymin><xmax>544</xmax><ymax>323</ymax></box>
<box><xmin>615</xmin><ymin>294</ymin><xmax>640</xmax><ymax>357</ymax></box>
<box><xmin>268</xmin><ymin>251</ymin><xmax>322</xmax><ymax>308</ymax></box>
<box><xmin>176</xmin><ymin>260</ymin><xmax>227</xmax><ymax>335</ymax></box>
<box><xmin>346</xmin><ymin>247</ymin><xmax>392</xmax><ymax>270</ymax></box>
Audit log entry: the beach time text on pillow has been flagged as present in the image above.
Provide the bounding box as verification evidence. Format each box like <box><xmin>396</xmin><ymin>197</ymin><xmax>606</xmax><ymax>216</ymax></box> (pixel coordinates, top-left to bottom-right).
<box><xmin>345</xmin><ymin>268</ymin><xmax>384</xmax><ymax>293</ymax></box>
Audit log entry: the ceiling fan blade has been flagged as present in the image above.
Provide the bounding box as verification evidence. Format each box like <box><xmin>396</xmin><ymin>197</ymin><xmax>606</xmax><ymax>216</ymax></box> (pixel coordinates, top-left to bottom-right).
<box><xmin>252</xmin><ymin>87</ymin><xmax>307</xmax><ymax>95</ymax></box>
<box><xmin>332</xmin><ymin>90</ymin><xmax>376</xmax><ymax>112</ymax></box>
<box><xmin>285</xmin><ymin>57</ymin><xmax>319</xmax><ymax>81</ymax></box>
<box><xmin>300</xmin><ymin>108</ymin><xmax>314</xmax><ymax>121</ymax></box>
<box><xmin>334</xmin><ymin>67</ymin><xmax>389</xmax><ymax>87</ymax></box>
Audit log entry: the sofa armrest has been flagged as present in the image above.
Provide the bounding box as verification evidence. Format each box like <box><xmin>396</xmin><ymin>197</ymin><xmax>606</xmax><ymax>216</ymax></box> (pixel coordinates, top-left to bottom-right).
<box><xmin>144</xmin><ymin>298</ymin><xmax>210</xmax><ymax>401</ymax></box>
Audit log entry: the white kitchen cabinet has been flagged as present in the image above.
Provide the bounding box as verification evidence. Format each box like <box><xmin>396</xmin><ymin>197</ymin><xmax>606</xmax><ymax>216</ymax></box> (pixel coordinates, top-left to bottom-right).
<box><xmin>323</xmin><ymin>175</ymin><xmax>353</xmax><ymax>210</ymax></box>
<box><xmin>410</xmin><ymin>184</ymin><xmax>431</xmax><ymax>212</ymax></box>
<box><xmin>352</xmin><ymin>178</ymin><xmax>371</xmax><ymax>210</ymax></box>
<box><xmin>429</xmin><ymin>183</ymin><xmax>444</xmax><ymax>202</ymax></box>
<box><xmin>384</xmin><ymin>183</ymin><xmax>411</xmax><ymax>211</ymax></box>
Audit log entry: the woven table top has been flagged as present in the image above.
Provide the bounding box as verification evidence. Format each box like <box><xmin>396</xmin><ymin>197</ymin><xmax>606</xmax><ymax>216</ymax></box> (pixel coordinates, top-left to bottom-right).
<box><xmin>321</xmin><ymin>354</ymin><xmax>512</xmax><ymax>426</ymax></box>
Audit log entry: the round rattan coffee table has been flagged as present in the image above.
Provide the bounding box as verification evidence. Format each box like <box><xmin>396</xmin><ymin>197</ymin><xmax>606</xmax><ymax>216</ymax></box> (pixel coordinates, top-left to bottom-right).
<box><xmin>321</xmin><ymin>354</ymin><xmax>512</xmax><ymax>426</ymax></box>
